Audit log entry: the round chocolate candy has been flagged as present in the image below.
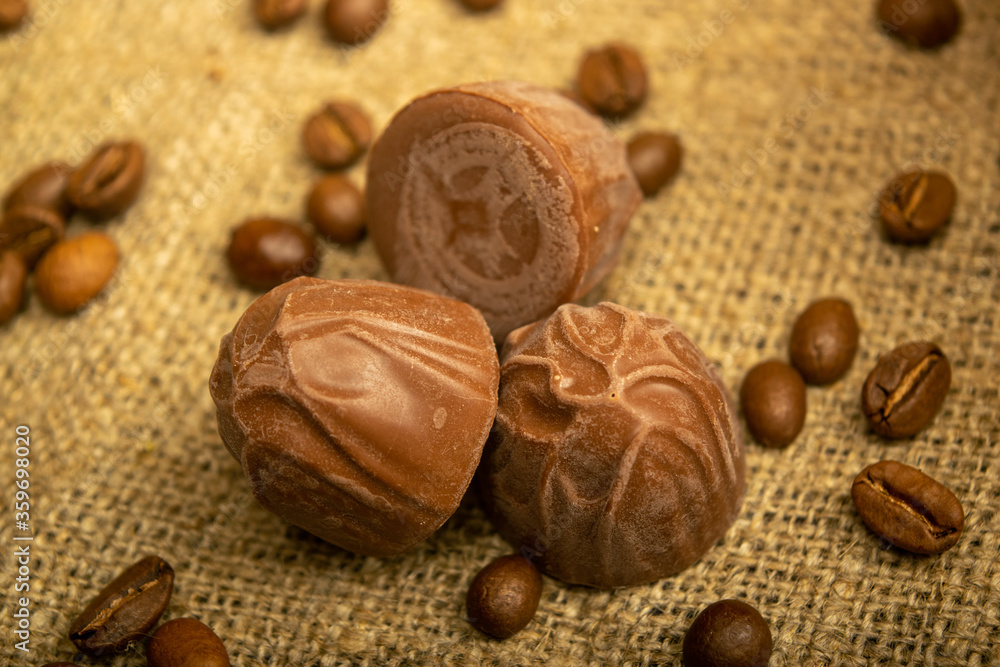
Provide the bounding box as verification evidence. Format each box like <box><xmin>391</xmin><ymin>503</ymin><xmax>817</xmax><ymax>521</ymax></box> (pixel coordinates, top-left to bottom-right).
<box><xmin>365</xmin><ymin>81</ymin><xmax>642</xmax><ymax>343</ymax></box>
<box><xmin>210</xmin><ymin>277</ymin><xmax>500</xmax><ymax>557</ymax></box>
<box><xmin>479</xmin><ymin>302</ymin><xmax>745</xmax><ymax>588</ymax></box>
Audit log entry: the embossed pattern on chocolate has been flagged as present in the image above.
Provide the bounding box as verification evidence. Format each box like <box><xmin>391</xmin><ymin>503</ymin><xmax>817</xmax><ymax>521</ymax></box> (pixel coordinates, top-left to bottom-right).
<box><xmin>210</xmin><ymin>277</ymin><xmax>500</xmax><ymax>557</ymax></box>
<box><xmin>479</xmin><ymin>302</ymin><xmax>745</xmax><ymax>588</ymax></box>
<box><xmin>366</xmin><ymin>81</ymin><xmax>642</xmax><ymax>342</ymax></box>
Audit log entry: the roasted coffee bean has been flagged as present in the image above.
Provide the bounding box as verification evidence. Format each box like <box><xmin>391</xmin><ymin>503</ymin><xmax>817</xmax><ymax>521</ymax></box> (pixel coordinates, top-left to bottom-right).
<box><xmin>227</xmin><ymin>217</ymin><xmax>319</xmax><ymax>290</ymax></box>
<box><xmin>576</xmin><ymin>43</ymin><xmax>648</xmax><ymax>118</ymax></box>
<box><xmin>0</xmin><ymin>205</ymin><xmax>65</xmax><ymax>268</ymax></box>
<box><xmin>466</xmin><ymin>554</ymin><xmax>542</xmax><ymax>639</ymax></box>
<box><xmin>627</xmin><ymin>132</ymin><xmax>683</xmax><ymax>197</ymax></box>
<box><xmin>0</xmin><ymin>0</ymin><xmax>28</xmax><ymax>30</ymax></box>
<box><xmin>683</xmin><ymin>599</ymin><xmax>772</xmax><ymax>667</ymax></box>
<box><xmin>0</xmin><ymin>251</ymin><xmax>27</xmax><ymax>324</ymax></box>
<box><xmin>302</xmin><ymin>101</ymin><xmax>372</xmax><ymax>169</ymax></box>
<box><xmin>851</xmin><ymin>460</ymin><xmax>964</xmax><ymax>554</ymax></box>
<box><xmin>306</xmin><ymin>175</ymin><xmax>366</xmax><ymax>244</ymax></box>
<box><xmin>35</xmin><ymin>231</ymin><xmax>119</xmax><ymax>315</ymax></box>
<box><xmin>878</xmin><ymin>170</ymin><xmax>956</xmax><ymax>243</ymax></box>
<box><xmin>147</xmin><ymin>618</ymin><xmax>230</xmax><ymax>667</ymax></box>
<box><xmin>458</xmin><ymin>0</ymin><xmax>504</xmax><ymax>11</ymax></box>
<box><xmin>862</xmin><ymin>341</ymin><xmax>951</xmax><ymax>439</ymax></box>
<box><xmin>254</xmin><ymin>0</ymin><xmax>307</xmax><ymax>30</ymax></box>
<box><xmin>877</xmin><ymin>0</ymin><xmax>961</xmax><ymax>49</ymax></box>
<box><xmin>740</xmin><ymin>360</ymin><xmax>806</xmax><ymax>448</ymax></box>
<box><xmin>323</xmin><ymin>0</ymin><xmax>389</xmax><ymax>45</ymax></box>
<box><xmin>789</xmin><ymin>297</ymin><xmax>860</xmax><ymax>385</ymax></box>
<box><xmin>66</xmin><ymin>141</ymin><xmax>146</xmax><ymax>221</ymax></box>
<box><xmin>3</xmin><ymin>161</ymin><xmax>75</xmax><ymax>218</ymax></box>
<box><xmin>68</xmin><ymin>555</ymin><xmax>174</xmax><ymax>656</ymax></box>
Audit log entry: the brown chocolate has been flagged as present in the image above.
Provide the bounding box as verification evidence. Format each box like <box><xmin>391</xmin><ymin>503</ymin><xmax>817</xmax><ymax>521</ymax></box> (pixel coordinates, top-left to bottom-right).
<box><xmin>479</xmin><ymin>302</ymin><xmax>745</xmax><ymax>588</ymax></box>
<box><xmin>210</xmin><ymin>277</ymin><xmax>500</xmax><ymax>557</ymax></box>
<box><xmin>365</xmin><ymin>81</ymin><xmax>642</xmax><ymax>342</ymax></box>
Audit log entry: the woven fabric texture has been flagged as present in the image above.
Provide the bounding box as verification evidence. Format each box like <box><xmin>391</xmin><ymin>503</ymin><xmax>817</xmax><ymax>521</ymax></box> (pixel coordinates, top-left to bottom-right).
<box><xmin>1</xmin><ymin>0</ymin><xmax>999</xmax><ymax>665</ymax></box>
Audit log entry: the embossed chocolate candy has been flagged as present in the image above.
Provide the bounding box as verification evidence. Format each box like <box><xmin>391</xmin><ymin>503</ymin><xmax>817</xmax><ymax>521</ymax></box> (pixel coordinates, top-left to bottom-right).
<box><xmin>210</xmin><ymin>277</ymin><xmax>500</xmax><ymax>557</ymax></box>
<box><xmin>479</xmin><ymin>302</ymin><xmax>745</xmax><ymax>588</ymax></box>
<box><xmin>366</xmin><ymin>81</ymin><xmax>642</xmax><ymax>342</ymax></box>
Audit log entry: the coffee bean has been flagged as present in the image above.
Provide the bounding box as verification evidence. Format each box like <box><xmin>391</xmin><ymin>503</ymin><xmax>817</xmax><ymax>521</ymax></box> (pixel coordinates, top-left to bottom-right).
<box><xmin>302</xmin><ymin>101</ymin><xmax>372</xmax><ymax>170</ymax></box>
<box><xmin>627</xmin><ymin>132</ymin><xmax>683</xmax><ymax>197</ymax></box>
<box><xmin>576</xmin><ymin>43</ymin><xmax>648</xmax><ymax>118</ymax></box>
<box><xmin>34</xmin><ymin>231</ymin><xmax>120</xmax><ymax>315</ymax></box>
<box><xmin>0</xmin><ymin>251</ymin><xmax>27</xmax><ymax>325</ymax></box>
<box><xmin>683</xmin><ymin>599</ymin><xmax>772</xmax><ymax>667</ymax></box>
<box><xmin>851</xmin><ymin>460</ymin><xmax>964</xmax><ymax>554</ymax></box>
<box><xmin>66</xmin><ymin>140</ymin><xmax>146</xmax><ymax>221</ymax></box>
<box><xmin>0</xmin><ymin>205</ymin><xmax>65</xmax><ymax>268</ymax></box>
<box><xmin>306</xmin><ymin>175</ymin><xmax>366</xmax><ymax>244</ymax></box>
<box><xmin>877</xmin><ymin>0</ymin><xmax>961</xmax><ymax>49</ymax></box>
<box><xmin>878</xmin><ymin>170</ymin><xmax>956</xmax><ymax>243</ymax></box>
<box><xmin>862</xmin><ymin>341</ymin><xmax>950</xmax><ymax>439</ymax></box>
<box><xmin>323</xmin><ymin>0</ymin><xmax>388</xmax><ymax>45</ymax></box>
<box><xmin>147</xmin><ymin>618</ymin><xmax>230</xmax><ymax>667</ymax></box>
<box><xmin>227</xmin><ymin>217</ymin><xmax>319</xmax><ymax>290</ymax></box>
<box><xmin>3</xmin><ymin>161</ymin><xmax>75</xmax><ymax>219</ymax></box>
<box><xmin>458</xmin><ymin>0</ymin><xmax>504</xmax><ymax>11</ymax></box>
<box><xmin>254</xmin><ymin>0</ymin><xmax>307</xmax><ymax>30</ymax></box>
<box><xmin>466</xmin><ymin>554</ymin><xmax>542</xmax><ymax>639</ymax></box>
<box><xmin>68</xmin><ymin>555</ymin><xmax>174</xmax><ymax>656</ymax></box>
<box><xmin>788</xmin><ymin>297</ymin><xmax>860</xmax><ymax>385</ymax></box>
<box><xmin>0</xmin><ymin>0</ymin><xmax>28</xmax><ymax>30</ymax></box>
<box><xmin>740</xmin><ymin>360</ymin><xmax>806</xmax><ymax>448</ymax></box>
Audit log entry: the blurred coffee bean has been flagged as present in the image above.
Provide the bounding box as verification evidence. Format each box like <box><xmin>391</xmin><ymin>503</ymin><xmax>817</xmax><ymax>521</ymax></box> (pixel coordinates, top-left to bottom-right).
<box><xmin>302</xmin><ymin>101</ymin><xmax>372</xmax><ymax>170</ymax></box>
<box><xmin>877</xmin><ymin>0</ymin><xmax>961</xmax><ymax>49</ymax></box>
<box><xmin>0</xmin><ymin>205</ymin><xmax>65</xmax><ymax>268</ymax></box>
<box><xmin>0</xmin><ymin>251</ymin><xmax>27</xmax><ymax>324</ymax></box>
<box><xmin>627</xmin><ymin>132</ymin><xmax>683</xmax><ymax>197</ymax></box>
<box><xmin>3</xmin><ymin>161</ymin><xmax>75</xmax><ymax>219</ymax></box>
<box><xmin>227</xmin><ymin>217</ymin><xmax>320</xmax><ymax>290</ymax></box>
<box><xmin>66</xmin><ymin>141</ymin><xmax>146</xmax><ymax>221</ymax></box>
<box><xmin>323</xmin><ymin>0</ymin><xmax>388</xmax><ymax>45</ymax></box>
<box><xmin>576</xmin><ymin>43</ymin><xmax>648</xmax><ymax>118</ymax></box>
<box><xmin>254</xmin><ymin>0</ymin><xmax>307</xmax><ymax>30</ymax></box>
<box><xmin>306</xmin><ymin>175</ymin><xmax>366</xmax><ymax>244</ymax></box>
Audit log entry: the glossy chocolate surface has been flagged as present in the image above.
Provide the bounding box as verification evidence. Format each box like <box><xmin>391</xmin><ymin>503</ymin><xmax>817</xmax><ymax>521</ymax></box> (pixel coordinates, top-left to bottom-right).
<box><xmin>366</xmin><ymin>81</ymin><xmax>641</xmax><ymax>342</ymax></box>
<box><xmin>210</xmin><ymin>277</ymin><xmax>500</xmax><ymax>557</ymax></box>
<box><xmin>479</xmin><ymin>302</ymin><xmax>745</xmax><ymax>588</ymax></box>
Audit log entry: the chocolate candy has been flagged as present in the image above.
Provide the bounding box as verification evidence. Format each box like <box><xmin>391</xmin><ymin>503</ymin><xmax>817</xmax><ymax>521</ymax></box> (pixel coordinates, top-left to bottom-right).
<box><xmin>209</xmin><ymin>277</ymin><xmax>499</xmax><ymax>557</ymax></box>
<box><xmin>366</xmin><ymin>81</ymin><xmax>642</xmax><ymax>342</ymax></box>
<box><xmin>479</xmin><ymin>302</ymin><xmax>745</xmax><ymax>588</ymax></box>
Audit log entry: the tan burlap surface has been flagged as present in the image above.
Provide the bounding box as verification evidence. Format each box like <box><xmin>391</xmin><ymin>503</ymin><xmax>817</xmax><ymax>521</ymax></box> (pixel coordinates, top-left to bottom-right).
<box><xmin>2</xmin><ymin>0</ymin><xmax>999</xmax><ymax>664</ymax></box>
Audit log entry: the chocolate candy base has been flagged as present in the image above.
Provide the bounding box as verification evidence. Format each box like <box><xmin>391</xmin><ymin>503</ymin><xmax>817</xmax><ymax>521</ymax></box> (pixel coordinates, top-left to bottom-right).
<box><xmin>366</xmin><ymin>81</ymin><xmax>641</xmax><ymax>343</ymax></box>
<box><xmin>210</xmin><ymin>278</ymin><xmax>500</xmax><ymax>557</ymax></box>
<box><xmin>479</xmin><ymin>302</ymin><xmax>745</xmax><ymax>588</ymax></box>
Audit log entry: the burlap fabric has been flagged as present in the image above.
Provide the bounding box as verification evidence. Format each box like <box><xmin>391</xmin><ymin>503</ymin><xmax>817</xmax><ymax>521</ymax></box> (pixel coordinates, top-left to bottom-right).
<box><xmin>1</xmin><ymin>1</ymin><xmax>998</xmax><ymax>664</ymax></box>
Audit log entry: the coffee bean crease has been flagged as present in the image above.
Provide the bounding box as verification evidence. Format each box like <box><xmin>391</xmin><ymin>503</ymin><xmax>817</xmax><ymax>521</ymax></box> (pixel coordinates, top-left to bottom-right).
<box><xmin>80</xmin><ymin>146</ymin><xmax>128</xmax><ymax>194</ymax></box>
<box><xmin>859</xmin><ymin>473</ymin><xmax>957</xmax><ymax>539</ymax></box>
<box><xmin>897</xmin><ymin>173</ymin><xmax>929</xmax><ymax>223</ymax></box>
<box><xmin>877</xmin><ymin>351</ymin><xmax>941</xmax><ymax>422</ymax></box>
